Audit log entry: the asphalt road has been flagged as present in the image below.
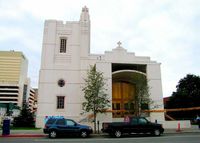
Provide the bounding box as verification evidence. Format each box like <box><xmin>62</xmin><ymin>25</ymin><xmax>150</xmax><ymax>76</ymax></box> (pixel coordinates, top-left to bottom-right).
<box><xmin>1</xmin><ymin>133</ymin><xmax>200</xmax><ymax>143</ymax></box>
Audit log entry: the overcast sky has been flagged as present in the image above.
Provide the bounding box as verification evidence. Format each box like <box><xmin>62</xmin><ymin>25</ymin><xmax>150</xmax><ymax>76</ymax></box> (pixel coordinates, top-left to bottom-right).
<box><xmin>0</xmin><ymin>0</ymin><xmax>199</xmax><ymax>97</ymax></box>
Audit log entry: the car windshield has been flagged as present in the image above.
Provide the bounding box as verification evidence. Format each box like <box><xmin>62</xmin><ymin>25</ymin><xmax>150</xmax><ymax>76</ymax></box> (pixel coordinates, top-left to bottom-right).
<box><xmin>66</xmin><ymin>120</ymin><xmax>76</xmax><ymax>126</ymax></box>
<box><xmin>138</xmin><ymin>118</ymin><xmax>147</xmax><ymax>124</ymax></box>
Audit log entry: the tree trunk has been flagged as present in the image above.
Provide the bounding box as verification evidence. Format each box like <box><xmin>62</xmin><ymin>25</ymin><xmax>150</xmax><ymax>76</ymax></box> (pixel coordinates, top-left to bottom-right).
<box><xmin>94</xmin><ymin>112</ymin><xmax>96</xmax><ymax>133</ymax></box>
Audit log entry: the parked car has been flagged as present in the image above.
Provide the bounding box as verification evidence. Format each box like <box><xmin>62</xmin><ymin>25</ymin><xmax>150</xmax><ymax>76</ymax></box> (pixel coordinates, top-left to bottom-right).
<box><xmin>102</xmin><ymin>117</ymin><xmax>164</xmax><ymax>138</ymax></box>
<box><xmin>43</xmin><ymin>117</ymin><xmax>93</xmax><ymax>138</ymax></box>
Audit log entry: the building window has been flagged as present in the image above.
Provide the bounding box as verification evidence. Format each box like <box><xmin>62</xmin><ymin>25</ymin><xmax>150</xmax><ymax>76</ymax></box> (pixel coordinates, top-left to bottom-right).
<box><xmin>57</xmin><ymin>96</ymin><xmax>65</xmax><ymax>109</ymax></box>
<box><xmin>124</xmin><ymin>103</ymin><xmax>134</xmax><ymax>110</ymax></box>
<box><xmin>60</xmin><ymin>38</ymin><xmax>67</xmax><ymax>53</ymax></box>
<box><xmin>112</xmin><ymin>103</ymin><xmax>120</xmax><ymax>110</ymax></box>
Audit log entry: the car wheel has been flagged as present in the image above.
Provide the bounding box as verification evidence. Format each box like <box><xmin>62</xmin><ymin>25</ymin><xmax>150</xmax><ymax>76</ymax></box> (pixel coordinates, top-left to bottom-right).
<box><xmin>80</xmin><ymin>130</ymin><xmax>88</xmax><ymax>138</ymax></box>
<box><xmin>114</xmin><ymin>130</ymin><xmax>122</xmax><ymax>138</ymax></box>
<box><xmin>154</xmin><ymin>129</ymin><xmax>161</xmax><ymax>136</ymax></box>
<box><xmin>49</xmin><ymin>130</ymin><xmax>57</xmax><ymax>138</ymax></box>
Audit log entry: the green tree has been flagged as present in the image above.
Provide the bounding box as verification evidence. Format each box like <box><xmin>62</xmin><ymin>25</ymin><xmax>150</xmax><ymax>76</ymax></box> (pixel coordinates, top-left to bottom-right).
<box><xmin>131</xmin><ymin>73</ymin><xmax>152</xmax><ymax>116</ymax></box>
<box><xmin>13</xmin><ymin>103</ymin><xmax>35</xmax><ymax>127</ymax></box>
<box><xmin>82</xmin><ymin>65</ymin><xmax>110</xmax><ymax>133</ymax></box>
<box><xmin>166</xmin><ymin>74</ymin><xmax>200</xmax><ymax>119</ymax></box>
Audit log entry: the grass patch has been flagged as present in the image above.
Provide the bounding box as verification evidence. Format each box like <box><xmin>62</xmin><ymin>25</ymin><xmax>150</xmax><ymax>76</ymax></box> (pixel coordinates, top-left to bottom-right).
<box><xmin>0</xmin><ymin>126</ymin><xmax>41</xmax><ymax>130</ymax></box>
<box><xmin>10</xmin><ymin>127</ymin><xmax>41</xmax><ymax>130</ymax></box>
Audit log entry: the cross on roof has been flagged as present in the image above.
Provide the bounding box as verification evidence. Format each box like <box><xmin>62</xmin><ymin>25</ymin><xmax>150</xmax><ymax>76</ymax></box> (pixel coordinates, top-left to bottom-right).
<box><xmin>117</xmin><ymin>41</ymin><xmax>122</xmax><ymax>47</ymax></box>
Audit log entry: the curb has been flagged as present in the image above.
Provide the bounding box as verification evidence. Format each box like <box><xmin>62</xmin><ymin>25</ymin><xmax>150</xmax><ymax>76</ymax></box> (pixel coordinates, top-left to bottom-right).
<box><xmin>1</xmin><ymin>131</ymin><xmax>200</xmax><ymax>138</ymax></box>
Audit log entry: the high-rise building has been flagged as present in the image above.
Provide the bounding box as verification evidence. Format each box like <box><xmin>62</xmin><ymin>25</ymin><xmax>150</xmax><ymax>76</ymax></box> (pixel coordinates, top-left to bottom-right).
<box><xmin>0</xmin><ymin>51</ymin><xmax>28</xmax><ymax>107</ymax></box>
<box><xmin>28</xmin><ymin>88</ymin><xmax>37</xmax><ymax>113</ymax></box>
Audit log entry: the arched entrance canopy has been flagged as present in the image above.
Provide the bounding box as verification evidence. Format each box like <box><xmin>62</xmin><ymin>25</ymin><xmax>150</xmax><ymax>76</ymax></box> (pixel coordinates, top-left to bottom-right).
<box><xmin>112</xmin><ymin>70</ymin><xmax>147</xmax><ymax>118</ymax></box>
<box><xmin>112</xmin><ymin>70</ymin><xmax>146</xmax><ymax>83</ymax></box>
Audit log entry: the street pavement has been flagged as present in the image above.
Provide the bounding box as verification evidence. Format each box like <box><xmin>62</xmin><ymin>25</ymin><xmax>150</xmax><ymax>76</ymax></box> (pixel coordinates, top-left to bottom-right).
<box><xmin>1</xmin><ymin>133</ymin><xmax>200</xmax><ymax>143</ymax></box>
<box><xmin>1</xmin><ymin>125</ymin><xmax>200</xmax><ymax>138</ymax></box>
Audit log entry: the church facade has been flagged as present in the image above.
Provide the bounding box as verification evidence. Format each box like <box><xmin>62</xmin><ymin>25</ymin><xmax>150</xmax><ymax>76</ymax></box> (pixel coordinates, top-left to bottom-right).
<box><xmin>36</xmin><ymin>7</ymin><xmax>165</xmax><ymax>128</ymax></box>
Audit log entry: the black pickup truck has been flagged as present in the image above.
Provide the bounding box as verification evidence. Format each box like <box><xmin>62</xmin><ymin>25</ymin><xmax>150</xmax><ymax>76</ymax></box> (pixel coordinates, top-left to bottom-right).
<box><xmin>101</xmin><ymin>117</ymin><xmax>164</xmax><ymax>137</ymax></box>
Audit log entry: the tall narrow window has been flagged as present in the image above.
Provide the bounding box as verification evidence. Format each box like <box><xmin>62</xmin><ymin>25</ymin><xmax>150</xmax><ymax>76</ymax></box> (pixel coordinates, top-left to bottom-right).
<box><xmin>57</xmin><ymin>96</ymin><xmax>65</xmax><ymax>109</ymax></box>
<box><xmin>60</xmin><ymin>38</ymin><xmax>67</xmax><ymax>53</ymax></box>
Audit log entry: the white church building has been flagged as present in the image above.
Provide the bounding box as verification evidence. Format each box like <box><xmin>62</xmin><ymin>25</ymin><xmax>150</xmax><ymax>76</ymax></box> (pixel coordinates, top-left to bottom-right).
<box><xmin>36</xmin><ymin>7</ymin><xmax>189</xmax><ymax>128</ymax></box>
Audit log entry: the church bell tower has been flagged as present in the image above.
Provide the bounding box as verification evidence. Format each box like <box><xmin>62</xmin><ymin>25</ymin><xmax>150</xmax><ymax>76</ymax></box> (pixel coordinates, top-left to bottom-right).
<box><xmin>79</xmin><ymin>6</ymin><xmax>90</xmax><ymax>58</ymax></box>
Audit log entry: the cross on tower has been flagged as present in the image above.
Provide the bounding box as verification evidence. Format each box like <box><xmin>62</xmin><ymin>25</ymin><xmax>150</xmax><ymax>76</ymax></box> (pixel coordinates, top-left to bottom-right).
<box><xmin>117</xmin><ymin>41</ymin><xmax>122</xmax><ymax>47</ymax></box>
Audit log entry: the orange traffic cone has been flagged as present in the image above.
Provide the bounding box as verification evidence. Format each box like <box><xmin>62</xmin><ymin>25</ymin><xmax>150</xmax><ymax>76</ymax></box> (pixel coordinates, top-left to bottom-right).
<box><xmin>176</xmin><ymin>122</ymin><xmax>181</xmax><ymax>132</ymax></box>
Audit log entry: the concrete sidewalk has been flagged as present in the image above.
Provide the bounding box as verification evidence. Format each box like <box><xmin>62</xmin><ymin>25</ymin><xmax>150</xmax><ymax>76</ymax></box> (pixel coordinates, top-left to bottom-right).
<box><xmin>1</xmin><ymin>125</ymin><xmax>200</xmax><ymax>138</ymax></box>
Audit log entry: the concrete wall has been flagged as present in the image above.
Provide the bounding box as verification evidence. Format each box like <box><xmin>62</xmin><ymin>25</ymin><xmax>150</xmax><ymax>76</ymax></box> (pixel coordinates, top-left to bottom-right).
<box><xmin>163</xmin><ymin>120</ymin><xmax>191</xmax><ymax>129</ymax></box>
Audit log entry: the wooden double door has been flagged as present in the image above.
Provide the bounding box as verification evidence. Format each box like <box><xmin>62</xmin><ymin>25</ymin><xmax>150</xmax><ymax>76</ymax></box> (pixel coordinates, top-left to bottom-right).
<box><xmin>112</xmin><ymin>82</ymin><xmax>136</xmax><ymax>118</ymax></box>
